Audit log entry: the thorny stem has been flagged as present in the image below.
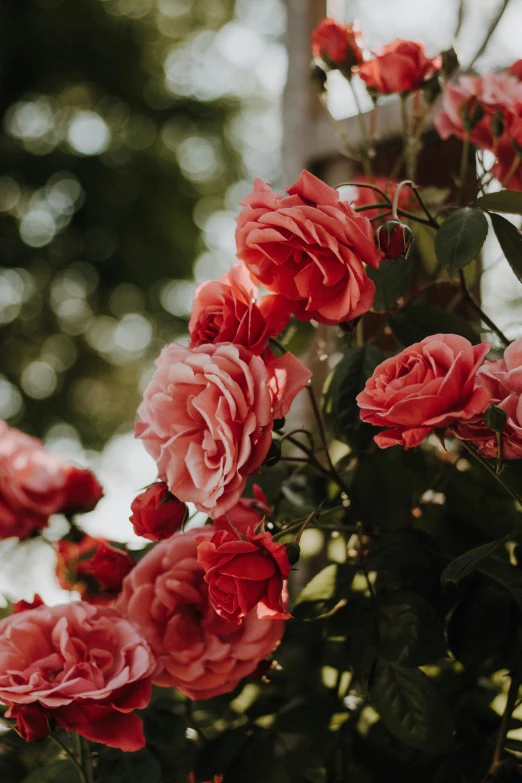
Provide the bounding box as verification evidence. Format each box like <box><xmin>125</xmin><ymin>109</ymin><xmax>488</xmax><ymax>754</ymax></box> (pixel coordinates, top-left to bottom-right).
<box><xmin>305</xmin><ymin>383</ymin><xmax>351</xmax><ymax>497</ymax></box>
<box><xmin>50</xmin><ymin>735</ymin><xmax>86</xmax><ymax>783</ymax></box>
<box><xmin>318</xmin><ymin>93</ymin><xmax>364</xmax><ymax>164</ymax></box>
<box><xmin>335</xmin><ymin>181</ymin><xmax>391</xmax><ymax>204</ymax></box>
<box><xmin>401</xmin><ymin>95</ymin><xmax>415</xmax><ymax>180</ymax></box>
<box><xmin>454</xmin><ymin>434</ymin><xmax>522</xmax><ymax>507</ymax></box>
<box><xmin>458</xmin><ymin>269</ymin><xmax>510</xmax><ymax>346</ymax></box>
<box><xmin>354</xmin><ymin>202</ymin><xmax>437</xmax><ymax>227</ymax></box>
<box><xmin>468</xmin><ymin>0</ymin><xmax>512</xmax><ymax>71</ymax></box>
<box><xmin>484</xmin><ymin>656</ymin><xmax>522</xmax><ymax>780</ymax></box>
<box><xmin>80</xmin><ymin>738</ymin><xmax>94</xmax><ymax>783</ymax></box>
<box><xmin>458</xmin><ymin>132</ymin><xmax>470</xmax><ymax>206</ymax></box>
<box><xmin>348</xmin><ymin>79</ymin><xmax>373</xmax><ymax>179</ymax></box>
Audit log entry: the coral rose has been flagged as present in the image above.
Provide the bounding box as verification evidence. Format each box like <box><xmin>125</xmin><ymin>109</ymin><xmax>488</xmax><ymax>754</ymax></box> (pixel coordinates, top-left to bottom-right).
<box><xmin>311</xmin><ymin>18</ymin><xmax>363</xmax><ymax>71</ymax></box>
<box><xmin>455</xmin><ymin>337</ymin><xmax>522</xmax><ymax>459</ymax></box>
<box><xmin>357</xmin><ymin>40</ymin><xmax>441</xmax><ymax>95</ymax></box>
<box><xmin>136</xmin><ymin>342</ymin><xmax>310</xmax><ymax>518</ymax></box>
<box><xmin>130</xmin><ymin>482</ymin><xmax>187</xmax><ymax>541</ymax></box>
<box><xmin>0</xmin><ymin>601</ymin><xmax>155</xmax><ymax>751</ymax></box>
<box><xmin>117</xmin><ymin>527</ymin><xmax>285</xmax><ymax>700</ymax></box>
<box><xmin>55</xmin><ymin>533</ymin><xmax>134</xmax><ymax>603</ymax></box>
<box><xmin>189</xmin><ymin>264</ymin><xmax>291</xmax><ymax>355</ymax></box>
<box><xmin>197</xmin><ymin>527</ymin><xmax>291</xmax><ymax>625</ymax></box>
<box><xmin>356</xmin><ymin>334</ymin><xmax>491</xmax><ymax>449</ymax></box>
<box><xmin>235</xmin><ymin>170</ymin><xmax>380</xmax><ymax>325</ymax></box>
<box><xmin>213</xmin><ymin>484</ymin><xmax>270</xmax><ymax>535</ymax></box>
<box><xmin>0</xmin><ymin>422</ymin><xmax>103</xmax><ymax>540</ymax></box>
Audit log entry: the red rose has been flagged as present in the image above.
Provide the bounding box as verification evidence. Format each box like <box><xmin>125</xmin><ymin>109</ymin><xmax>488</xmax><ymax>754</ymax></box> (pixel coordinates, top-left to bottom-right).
<box><xmin>509</xmin><ymin>60</ymin><xmax>522</xmax><ymax>80</ymax></box>
<box><xmin>213</xmin><ymin>484</ymin><xmax>270</xmax><ymax>536</ymax></box>
<box><xmin>376</xmin><ymin>220</ymin><xmax>413</xmax><ymax>259</ymax></box>
<box><xmin>189</xmin><ymin>264</ymin><xmax>291</xmax><ymax>355</ymax></box>
<box><xmin>356</xmin><ymin>334</ymin><xmax>491</xmax><ymax>449</ymax></box>
<box><xmin>455</xmin><ymin>337</ymin><xmax>522</xmax><ymax>458</ymax></box>
<box><xmin>0</xmin><ymin>602</ymin><xmax>155</xmax><ymax>751</ymax></box>
<box><xmin>235</xmin><ymin>170</ymin><xmax>380</xmax><ymax>325</ymax></box>
<box><xmin>358</xmin><ymin>39</ymin><xmax>441</xmax><ymax>95</ymax></box>
<box><xmin>55</xmin><ymin>534</ymin><xmax>133</xmax><ymax>602</ymax></box>
<box><xmin>13</xmin><ymin>595</ymin><xmax>44</xmax><ymax>613</ymax></box>
<box><xmin>197</xmin><ymin>528</ymin><xmax>291</xmax><ymax>625</ymax></box>
<box><xmin>61</xmin><ymin>467</ymin><xmax>104</xmax><ymax>514</ymax></box>
<box><xmin>130</xmin><ymin>483</ymin><xmax>188</xmax><ymax>541</ymax></box>
<box><xmin>311</xmin><ymin>18</ymin><xmax>363</xmax><ymax>71</ymax></box>
<box><xmin>117</xmin><ymin>526</ymin><xmax>285</xmax><ymax>700</ymax></box>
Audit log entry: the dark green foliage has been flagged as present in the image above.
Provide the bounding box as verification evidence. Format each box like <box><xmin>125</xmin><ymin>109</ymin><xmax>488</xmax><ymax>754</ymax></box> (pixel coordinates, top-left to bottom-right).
<box><xmin>389</xmin><ymin>304</ymin><xmax>480</xmax><ymax>345</ymax></box>
<box><xmin>489</xmin><ymin>212</ymin><xmax>522</xmax><ymax>285</ymax></box>
<box><xmin>435</xmin><ymin>208</ymin><xmax>489</xmax><ymax>271</ymax></box>
<box><xmin>366</xmin><ymin>256</ymin><xmax>413</xmax><ymax>310</ymax></box>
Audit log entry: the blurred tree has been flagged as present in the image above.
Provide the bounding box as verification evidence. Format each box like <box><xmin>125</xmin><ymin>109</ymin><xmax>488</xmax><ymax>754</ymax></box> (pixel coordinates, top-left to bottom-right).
<box><xmin>0</xmin><ymin>0</ymin><xmax>243</xmax><ymax>447</ymax></box>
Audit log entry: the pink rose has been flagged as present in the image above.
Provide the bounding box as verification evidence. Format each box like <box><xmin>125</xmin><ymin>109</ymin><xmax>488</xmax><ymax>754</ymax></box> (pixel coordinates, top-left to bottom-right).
<box><xmin>235</xmin><ymin>170</ymin><xmax>380</xmax><ymax>325</ymax></box>
<box><xmin>189</xmin><ymin>264</ymin><xmax>291</xmax><ymax>355</ymax></box>
<box><xmin>0</xmin><ymin>601</ymin><xmax>155</xmax><ymax>751</ymax></box>
<box><xmin>213</xmin><ymin>484</ymin><xmax>270</xmax><ymax>535</ymax></box>
<box><xmin>311</xmin><ymin>18</ymin><xmax>363</xmax><ymax>70</ymax></box>
<box><xmin>116</xmin><ymin>527</ymin><xmax>285</xmax><ymax>700</ymax></box>
<box><xmin>356</xmin><ymin>334</ymin><xmax>491</xmax><ymax>449</ymax></box>
<box><xmin>357</xmin><ymin>40</ymin><xmax>441</xmax><ymax>95</ymax></box>
<box><xmin>0</xmin><ymin>422</ymin><xmax>103</xmax><ymax>539</ymax></box>
<box><xmin>136</xmin><ymin>342</ymin><xmax>310</xmax><ymax>518</ymax></box>
<box><xmin>455</xmin><ymin>337</ymin><xmax>522</xmax><ymax>458</ymax></box>
<box><xmin>197</xmin><ymin>527</ymin><xmax>291</xmax><ymax>625</ymax></box>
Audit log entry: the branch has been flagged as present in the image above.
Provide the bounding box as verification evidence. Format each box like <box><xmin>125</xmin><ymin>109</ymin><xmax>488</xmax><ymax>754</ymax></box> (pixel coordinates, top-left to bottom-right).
<box><xmin>468</xmin><ymin>0</ymin><xmax>511</xmax><ymax>70</ymax></box>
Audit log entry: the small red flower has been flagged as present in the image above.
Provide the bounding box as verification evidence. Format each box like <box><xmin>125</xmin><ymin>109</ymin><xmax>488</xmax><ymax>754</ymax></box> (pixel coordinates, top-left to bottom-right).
<box><xmin>311</xmin><ymin>18</ymin><xmax>363</xmax><ymax>71</ymax></box>
<box><xmin>197</xmin><ymin>528</ymin><xmax>291</xmax><ymax>625</ymax></box>
<box><xmin>376</xmin><ymin>220</ymin><xmax>413</xmax><ymax>259</ymax></box>
<box><xmin>13</xmin><ymin>595</ymin><xmax>44</xmax><ymax>614</ymax></box>
<box><xmin>87</xmin><ymin>542</ymin><xmax>134</xmax><ymax>593</ymax></box>
<box><xmin>130</xmin><ymin>483</ymin><xmax>188</xmax><ymax>541</ymax></box>
<box><xmin>55</xmin><ymin>534</ymin><xmax>134</xmax><ymax>603</ymax></box>
<box><xmin>358</xmin><ymin>39</ymin><xmax>441</xmax><ymax>95</ymax></box>
<box><xmin>61</xmin><ymin>467</ymin><xmax>104</xmax><ymax>515</ymax></box>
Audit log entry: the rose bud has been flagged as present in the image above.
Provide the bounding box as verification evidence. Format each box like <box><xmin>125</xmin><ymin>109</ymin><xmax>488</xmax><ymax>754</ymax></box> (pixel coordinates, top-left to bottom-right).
<box><xmin>55</xmin><ymin>534</ymin><xmax>134</xmax><ymax>603</ymax></box>
<box><xmin>376</xmin><ymin>220</ymin><xmax>413</xmax><ymax>259</ymax></box>
<box><xmin>484</xmin><ymin>405</ymin><xmax>508</xmax><ymax>433</ymax></box>
<box><xmin>459</xmin><ymin>97</ymin><xmax>484</xmax><ymax>132</ymax></box>
<box><xmin>61</xmin><ymin>467</ymin><xmax>104</xmax><ymax>515</ymax></box>
<box><xmin>87</xmin><ymin>542</ymin><xmax>134</xmax><ymax>593</ymax></box>
<box><xmin>311</xmin><ymin>18</ymin><xmax>363</xmax><ymax>72</ymax></box>
<box><xmin>130</xmin><ymin>483</ymin><xmax>188</xmax><ymax>542</ymax></box>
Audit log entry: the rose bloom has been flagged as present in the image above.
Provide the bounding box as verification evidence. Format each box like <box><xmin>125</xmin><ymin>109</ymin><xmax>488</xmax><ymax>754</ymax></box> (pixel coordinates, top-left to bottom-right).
<box><xmin>0</xmin><ymin>422</ymin><xmax>103</xmax><ymax>540</ymax></box>
<box><xmin>187</xmin><ymin>775</ymin><xmax>223</xmax><ymax>783</ymax></box>
<box><xmin>130</xmin><ymin>482</ymin><xmax>188</xmax><ymax>541</ymax></box>
<box><xmin>357</xmin><ymin>40</ymin><xmax>441</xmax><ymax>95</ymax></box>
<box><xmin>189</xmin><ymin>264</ymin><xmax>291</xmax><ymax>355</ymax></box>
<box><xmin>0</xmin><ymin>601</ymin><xmax>155</xmax><ymax>750</ymax></box>
<box><xmin>455</xmin><ymin>338</ymin><xmax>522</xmax><ymax>459</ymax></box>
<box><xmin>350</xmin><ymin>176</ymin><xmax>415</xmax><ymax>223</ymax></box>
<box><xmin>13</xmin><ymin>595</ymin><xmax>44</xmax><ymax>614</ymax></box>
<box><xmin>311</xmin><ymin>18</ymin><xmax>363</xmax><ymax>70</ymax></box>
<box><xmin>197</xmin><ymin>527</ymin><xmax>291</xmax><ymax>625</ymax></box>
<box><xmin>236</xmin><ymin>170</ymin><xmax>380</xmax><ymax>325</ymax></box>
<box><xmin>510</xmin><ymin>60</ymin><xmax>522</xmax><ymax>80</ymax></box>
<box><xmin>213</xmin><ymin>484</ymin><xmax>270</xmax><ymax>535</ymax></box>
<box><xmin>435</xmin><ymin>72</ymin><xmax>522</xmax><ymax>150</ymax></box>
<box><xmin>356</xmin><ymin>334</ymin><xmax>491</xmax><ymax>449</ymax></box>
<box><xmin>117</xmin><ymin>527</ymin><xmax>285</xmax><ymax>700</ymax></box>
<box><xmin>55</xmin><ymin>534</ymin><xmax>134</xmax><ymax>603</ymax></box>
<box><xmin>136</xmin><ymin>342</ymin><xmax>310</xmax><ymax>518</ymax></box>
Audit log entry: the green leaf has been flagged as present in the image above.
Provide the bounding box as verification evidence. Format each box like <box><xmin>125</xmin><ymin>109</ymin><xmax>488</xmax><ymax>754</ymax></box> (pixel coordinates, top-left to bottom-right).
<box><xmin>448</xmin><ymin>584</ymin><xmax>513</xmax><ymax>666</ymax></box>
<box><xmin>22</xmin><ymin>762</ymin><xmax>78</xmax><ymax>783</ymax></box>
<box><xmin>475</xmin><ymin>556</ymin><xmax>522</xmax><ymax>610</ymax></box>
<box><xmin>97</xmin><ymin>748</ymin><xmax>162</xmax><ymax>783</ymax></box>
<box><xmin>366</xmin><ymin>256</ymin><xmax>413</xmax><ymax>311</ymax></box>
<box><xmin>293</xmin><ymin>563</ymin><xmax>355</xmax><ymax>619</ymax></box>
<box><xmin>370</xmin><ymin>659</ymin><xmax>454</xmax><ymax>753</ymax></box>
<box><xmin>322</xmin><ymin>345</ymin><xmax>386</xmax><ymax>450</ymax></box>
<box><xmin>475</xmin><ymin>190</ymin><xmax>522</xmax><ymax>215</ymax></box>
<box><xmin>373</xmin><ymin>592</ymin><xmax>447</xmax><ymax>666</ymax></box>
<box><xmin>441</xmin><ymin>537</ymin><xmax>509</xmax><ymax>585</ymax></box>
<box><xmin>435</xmin><ymin>207</ymin><xmax>488</xmax><ymax>271</ymax></box>
<box><xmin>490</xmin><ymin>212</ymin><xmax>522</xmax><ymax>285</ymax></box>
<box><xmin>388</xmin><ymin>304</ymin><xmax>480</xmax><ymax>346</ymax></box>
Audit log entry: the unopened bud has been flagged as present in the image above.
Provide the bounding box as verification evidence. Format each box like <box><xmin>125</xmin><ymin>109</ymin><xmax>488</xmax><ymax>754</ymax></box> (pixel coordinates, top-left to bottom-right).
<box><xmin>441</xmin><ymin>47</ymin><xmax>459</xmax><ymax>78</ymax></box>
<box><xmin>263</xmin><ymin>440</ymin><xmax>281</xmax><ymax>467</ymax></box>
<box><xmin>484</xmin><ymin>405</ymin><xmax>508</xmax><ymax>433</ymax></box>
<box><xmin>459</xmin><ymin>98</ymin><xmax>484</xmax><ymax>132</ymax></box>
<box><xmin>273</xmin><ymin>417</ymin><xmax>286</xmax><ymax>432</ymax></box>
<box><xmin>376</xmin><ymin>220</ymin><xmax>413</xmax><ymax>259</ymax></box>
<box><xmin>284</xmin><ymin>542</ymin><xmax>301</xmax><ymax>565</ymax></box>
<box><xmin>310</xmin><ymin>63</ymin><xmax>327</xmax><ymax>95</ymax></box>
<box><xmin>491</xmin><ymin>110</ymin><xmax>505</xmax><ymax>138</ymax></box>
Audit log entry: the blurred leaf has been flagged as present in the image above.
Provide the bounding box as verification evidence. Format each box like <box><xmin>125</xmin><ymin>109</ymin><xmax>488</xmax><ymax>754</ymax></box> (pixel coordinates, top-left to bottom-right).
<box><xmin>97</xmin><ymin>748</ymin><xmax>162</xmax><ymax>783</ymax></box>
<box><xmin>143</xmin><ymin>700</ymin><xmax>193</xmax><ymax>782</ymax></box>
<box><xmin>489</xmin><ymin>212</ymin><xmax>522</xmax><ymax>285</ymax></box>
<box><xmin>370</xmin><ymin>659</ymin><xmax>454</xmax><ymax>753</ymax></box>
<box><xmin>367</xmin><ymin>256</ymin><xmax>413</xmax><ymax>310</ymax></box>
<box><xmin>388</xmin><ymin>305</ymin><xmax>480</xmax><ymax>346</ymax></box>
<box><xmin>410</xmin><ymin>221</ymin><xmax>438</xmax><ymax>276</ymax></box>
<box><xmin>21</xmin><ymin>762</ymin><xmax>78</xmax><ymax>782</ymax></box>
<box><xmin>475</xmin><ymin>190</ymin><xmax>522</xmax><ymax>215</ymax></box>
<box><xmin>435</xmin><ymin>208</ymin><xmax>488</xmax><ymax>271</ymax></box>
<box><xmin>322</xmin><ymin>345</ymin><xmax>386</xmax><ymax>450</ymax></box>
<box><xmin>373</xmin><ymin>592</ymin><xmax>447</xmax><ymax>666</ymax></box>
<box><xmin>448</xmin><ymin>584</ymin><xmax>513</xmax><ymax>665</ymax></box>
<box><xmin>281</xmin><ymin>318</ymin><xmax>316</xmax><ymax>357</ymax></box>
<box><xmin>227</xmin><ymin>735</ymin><xmax>290</xmax><ymax>783</ymax></box>
<box><xmin>476</xmin><ymin>556</ymin><xmax>522</xmax><ymax>610</ymax></box>
<box><xmin>441</xmin><ymin>537</ymin><xmax>508</xmax><ymax>585</ymax></box>
<box><xmin>445</xmin><ymin>465</ymin><xmax>522</xmax><ymax>538</ymax></box>
<box><xmin>293</xmin><ymin>563</ymin><xmax>356</xmax><ymax>619</ymax></box>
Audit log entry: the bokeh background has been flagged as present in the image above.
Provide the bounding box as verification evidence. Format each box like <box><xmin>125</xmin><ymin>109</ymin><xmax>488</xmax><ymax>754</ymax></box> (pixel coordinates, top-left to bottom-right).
<box><xmin>0</xmin><ymin>0</ymin><xmax>521</xmax><ymax>602</ymax></box>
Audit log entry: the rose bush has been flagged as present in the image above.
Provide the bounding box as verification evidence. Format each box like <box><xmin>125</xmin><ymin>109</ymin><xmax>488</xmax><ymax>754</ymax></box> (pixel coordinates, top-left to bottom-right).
<box><xmin>117</xmin><ymin>527</ymin><xmax>285</xmax><ymax>700</ymax></box>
